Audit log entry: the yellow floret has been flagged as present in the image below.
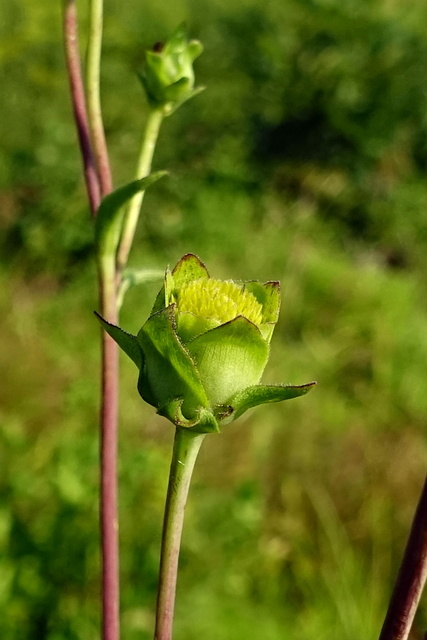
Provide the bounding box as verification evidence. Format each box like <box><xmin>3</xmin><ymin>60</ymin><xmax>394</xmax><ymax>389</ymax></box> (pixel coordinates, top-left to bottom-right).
<box><xmin>176</xmin><ymin>278</ymin><xmax>263</xmax><ymax>325</ymax></box>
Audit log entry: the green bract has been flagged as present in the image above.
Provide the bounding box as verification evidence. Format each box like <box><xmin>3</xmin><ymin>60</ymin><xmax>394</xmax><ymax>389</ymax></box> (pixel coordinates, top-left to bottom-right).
<box><xmin>140</xmin><ymin>25</ymin><xmax>204</xmax><ymax>114</ymax></box>
<box><xmin>97</xmin><ymin>254</ymin><xmax>315</xmax><ymax>433</ymax></box>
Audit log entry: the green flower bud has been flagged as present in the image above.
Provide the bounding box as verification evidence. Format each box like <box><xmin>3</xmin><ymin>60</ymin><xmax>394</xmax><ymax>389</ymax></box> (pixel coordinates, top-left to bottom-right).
<box><xmin>140</xmin><ymin>24</ymin><xmax>204</xmax><ymax>114</ymax></box>
<box><xmin>97</xmin><ymin>254</ymin><xmax>315</xmax><ymax>433</ymax></box>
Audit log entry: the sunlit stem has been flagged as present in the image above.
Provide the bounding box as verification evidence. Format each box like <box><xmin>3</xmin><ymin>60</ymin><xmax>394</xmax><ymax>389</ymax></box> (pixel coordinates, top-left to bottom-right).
<box><xmin>154</xmin><ymin>427</ymin><xmax>205</xmax><ymax>640</ymax></box>
<box><xmin>116</xmin><ymin>108</ymin><xmax>164</xmax><ymax>274</ymax></box>
<box><xmin>86</xmin><ymin>0</ymin><xmax>113</xmax><ymax>195</ymax></box>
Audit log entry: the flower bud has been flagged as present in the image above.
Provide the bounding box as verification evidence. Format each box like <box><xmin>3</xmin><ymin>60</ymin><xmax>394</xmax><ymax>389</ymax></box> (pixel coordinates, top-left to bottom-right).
<box><xmin>140</xmin><ymin>24</ymin><xmax>204</xmax><ymax>114</ymax></box>
<box><xmin>98</xmin><ymin>254</ymin><xmax>315</xmax><ymax>433</ymax></box>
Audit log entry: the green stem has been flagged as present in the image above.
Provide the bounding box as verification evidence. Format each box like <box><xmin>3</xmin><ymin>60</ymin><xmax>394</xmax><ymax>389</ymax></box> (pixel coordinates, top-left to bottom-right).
<box><xmin>154</xmin><ymin>428</ymin><xmax>205</xmax><ymax>640</ymax></box>
<box><xmin>86</xmin><ymin>0</ymin><xmax>112</xmax><ymax>195</ymax></box>
<box><xmin>116</xmin><ymin>108</ymin><xmax>164</xmax><ymax>274</ymax></box>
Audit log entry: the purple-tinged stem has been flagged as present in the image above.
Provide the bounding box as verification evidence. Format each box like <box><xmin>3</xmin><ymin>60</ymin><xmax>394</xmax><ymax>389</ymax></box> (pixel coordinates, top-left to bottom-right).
<box><xmin>63</xmin><ymin>3</ymin><xmax>120</xmax><ymax>639</ymax></box>
<box><xmin>379</xmin><ymin>473</ymin><xmax>427</xmax><ymax>640</ymax></box>
<box><xmin>62</xmin><ymin>0</ymin><xmax>101</xmax><ymax>215</ymax></box>
<box><xmin>154</xmin><ymin>428</ymin><xmax>205</xmax><ymax>640</ymax></box>
<box><xmin>99</xmin><ymin>255</ymin><xmax>120</xmax><ymax>640</ymax></box>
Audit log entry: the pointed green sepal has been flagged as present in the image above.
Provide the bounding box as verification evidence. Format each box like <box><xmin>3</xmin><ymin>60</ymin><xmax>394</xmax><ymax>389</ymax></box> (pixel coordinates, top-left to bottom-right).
<box><xmin>227</xmin><ymin>381</ymin><xmax>317</xmax><ymax>422</ymax></box>
<box><xmin>186</xmin><ymin>316</ymin><xmax>269</xmax><ymax>405</ymax></box>
<box><xmin>172</xmin><ymin>253</ymin><xmax>210</xmax><ymax>288</ymax></box>
<box><xmin>136</xmin><ymin>305</ymin><xmax>209</xmax><ymax>416</ymax></box>
<box><xmin>95</xmin><ymin>172</ymin><xmax>168</xmax><ymax>257</ymax></box>
<box><xmin>95</xmin><ymin>312</ymin><xmax>143</xmax><ymax>369</ymax></box>
<box><xmin>243</xmin><ymin>281</ymin><xmax>281</xmax><ymax>324</ymax></box>
<box><xmin>158</xmin><ymin>398</ymin><xmax>220</xmax><ymax>433</ymax></box>
<box><xmin>243</xmin><ymin>281</ymin><xmax>281</xmax><ymax>342</ymax></box>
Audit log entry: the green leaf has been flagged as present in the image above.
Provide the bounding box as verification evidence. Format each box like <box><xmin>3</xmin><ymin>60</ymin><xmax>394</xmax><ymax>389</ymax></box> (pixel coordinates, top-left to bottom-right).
<box><xmin>95</xmin><ymin>172</ymin><xmax>168</xmax><ymax>257</ymax></box>
<box><xmin>186</xmin><ymin>316</ymin><xmax>269</xmax><ymax>405</ymax></box>
<box><xmin>95</xmin><ymin>312</ymin><xmax>143</xmax><ymax>369</ymax></box>
<box><xmin>158</xmin><ymin>399</ymin><xmax>220</xmax><ymax>433</ymax></box>
<box><xmin>228</xmin><ymin>382</ymin><xmax>317</xmax><ymax>421</ymax></box>
<box><xmin>136</xmin><ymin>306</ymin><xmax>209</xmax><ymax>416</ymax></box>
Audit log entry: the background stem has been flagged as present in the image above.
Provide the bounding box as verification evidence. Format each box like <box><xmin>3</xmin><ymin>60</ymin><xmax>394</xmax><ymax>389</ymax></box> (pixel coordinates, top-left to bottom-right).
<box><xmin>86</xmin><ymin>0</ymin><xmax>113</xmax><ymax>196</ymax></box>
<box><xmin>378</xmin><ymin>473</ymin><xmax>427</xmax><ymax>640</ymax></box>
<box><xmin>154</xmin><ymin>428</ymin><xmax>205</xmax><ymax>640</ymax></box>
<box><xmin>116</xmin><ymin>108</ymin><xmax>164</xmax><ymax>273</ymax></box>
<box><xmin>62</xmin><ymin>0</ymin><xmax>101</xmax><ymax>214</ymax></box>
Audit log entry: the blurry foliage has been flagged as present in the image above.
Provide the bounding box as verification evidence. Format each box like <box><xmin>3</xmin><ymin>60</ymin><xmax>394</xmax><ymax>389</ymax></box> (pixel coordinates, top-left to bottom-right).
<box><xmin>1</xmin><ymin>0</ymin><xmax>427</xmax><ymax>638</ymax></box>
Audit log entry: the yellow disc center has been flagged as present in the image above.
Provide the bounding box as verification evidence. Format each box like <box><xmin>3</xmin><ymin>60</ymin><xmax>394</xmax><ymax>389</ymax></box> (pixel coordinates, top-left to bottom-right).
<box><xmin>176</xmin><ymin>278</ymin><xmax>263</xmax><ymax>325</ymax></box>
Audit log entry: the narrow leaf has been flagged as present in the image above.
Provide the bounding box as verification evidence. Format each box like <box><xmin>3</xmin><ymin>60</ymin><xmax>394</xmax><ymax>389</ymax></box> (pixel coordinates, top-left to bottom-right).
<box><xmin>95</xmin><ymin>171</ymin><xmax>168</xmax><ymax>257</ymax></box>
<box><xmin>95</xmin><ymin>312</ymin><xmax>143</xmax><ymax>369</ymax></box>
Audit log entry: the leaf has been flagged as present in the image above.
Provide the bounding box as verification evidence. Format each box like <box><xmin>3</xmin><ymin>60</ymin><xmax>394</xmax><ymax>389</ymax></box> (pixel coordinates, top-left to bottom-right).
<box><xmin>94</xmin><ymin>171</ymin><xmax>168</xmax><ymax>257</ymax></box>
<box><xmin>95</xmin><ymin>312</ymin><xmax>143</xmax><ymax>369</ymax></box>
<box><xmin>228</xmin><ymin>382</ymin><xmax>317</xmax><ymax>421</ymax></box>
<box><xmin>186</xmin><ymin>316</ymin><xmax>269</xmax><ymax>405</ymax></box>
<box><xmin>136</xmin><ymin>306</ymin><xmax>209</xmax><ymax>416</ymax></box>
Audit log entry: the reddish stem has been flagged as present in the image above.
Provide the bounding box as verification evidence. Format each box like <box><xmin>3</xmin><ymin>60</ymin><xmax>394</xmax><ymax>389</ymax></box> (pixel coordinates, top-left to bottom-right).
<box><xmin>379</xmin><ymin>473</ymin><xmax>427</xmax><ymax>640</ymax></box>
<box><xmin>99</xmin><ymin>260</ymin><xmax>120</xmax><ymax>640</ymax></box>
<box><xmin>63</xmin><ymin>3</ymin><xmax>120</xmax><ymax>639</ymax></box>
<box><xmin>62</xmin><ymin>0</ymin><xmax>101</xmax><ymax>214</ymax></box>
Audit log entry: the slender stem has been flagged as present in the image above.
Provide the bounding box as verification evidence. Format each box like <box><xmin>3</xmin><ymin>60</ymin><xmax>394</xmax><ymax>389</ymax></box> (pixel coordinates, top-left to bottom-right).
<box><xmin>99</xmin><ymin>254</ymin><xmax>120</xmax><ymax>640</ymax></box>
<box><xmin>62</xmin><ymin>0</ymin><xmax>101</xmax><ymax>215</ymax></box>
<box><xmin>85</xmin><ymin>2</ymin><xmax>120</xmax><ymax>638</ymax></box>
<box><xmin>154</xmin><ymin>428</ymin><xmax>205</xmax><ymax>640</ymax></box>
<box><xmin>86</xmin><ymin>0</ymin><xmax>113</xmax><ymax>196</ymax></box>
<box><xmin>378</xmin><ymin>473</ymin><xmax>427</xmax><ymax>640</ymax></box>
<box><xmin>116</xmin><ymin>108</ymin><xmax>164</xmax><ymax>274</ymax></box>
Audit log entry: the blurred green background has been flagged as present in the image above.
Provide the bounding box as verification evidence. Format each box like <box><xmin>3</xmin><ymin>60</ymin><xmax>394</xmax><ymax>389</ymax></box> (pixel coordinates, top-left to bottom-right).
<box><xmin>1</xmin><ymin>0</ymin><xmax>427</xmax><ymax>638</ymax></box>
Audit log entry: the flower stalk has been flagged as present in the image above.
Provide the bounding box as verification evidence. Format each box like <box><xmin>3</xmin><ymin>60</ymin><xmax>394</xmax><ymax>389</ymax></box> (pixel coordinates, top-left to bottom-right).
<box><xmin>116</xmin><ymin>108</ymin><xmax>164</xmax><ymax>276</ymax></box>
<box><xmin>154</xmin><ymin>428</ymin><xmax>206</xmax><ymax>640</ymax></box>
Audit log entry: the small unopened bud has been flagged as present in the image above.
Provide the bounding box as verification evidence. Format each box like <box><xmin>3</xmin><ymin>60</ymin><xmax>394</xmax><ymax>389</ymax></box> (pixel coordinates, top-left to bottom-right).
<box><xmin>140</xmin><ymin>25</ymin><xmax>204</xmax><ymax>115</ymax></box>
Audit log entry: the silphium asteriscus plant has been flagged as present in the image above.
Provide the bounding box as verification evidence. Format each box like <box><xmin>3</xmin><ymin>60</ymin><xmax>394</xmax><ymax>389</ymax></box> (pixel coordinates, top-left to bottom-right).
<box><xmin>97</xmin><ymin>254</ymin><xmax>315</xmax><ymax>433</ymax></box>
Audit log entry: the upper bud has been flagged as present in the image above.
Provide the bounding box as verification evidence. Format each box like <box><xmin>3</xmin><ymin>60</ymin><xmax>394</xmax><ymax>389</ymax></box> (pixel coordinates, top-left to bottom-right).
<box><xmin>97</xmin><ymin>255</ymin><xmax>315</xmax><ymax>433</ymax></box>
<box><xmin>140</xmin><ymin>24</ymin><xmax>204</xmax><ymax>114</ymax></box>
